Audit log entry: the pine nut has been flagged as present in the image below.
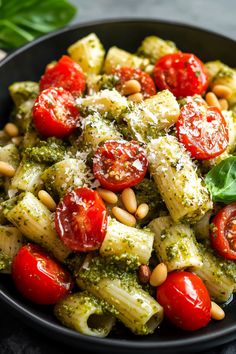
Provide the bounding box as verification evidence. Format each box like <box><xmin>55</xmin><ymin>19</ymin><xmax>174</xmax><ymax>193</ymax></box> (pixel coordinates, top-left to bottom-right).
<box><xmin>212</xmin><ymin>85</ymin><xmax>232</xmax><ymax>99</ymax></box>
<box><xmin>122</xmin><ymin>79</ymin><xmax>141</xmax><ymax>96</ymax></box>
<box><xmin>128</xmin><ymin>92</ymin><xmax>143</xmax><ymax>103</ymax></box>
<box><xmin>0</xmin><ymin>161</ymin><xmax>15</xmax><ymax>177</ymax></box>
<box><xmin>112</xmin><ymin>206</ymin><xmax>136</xmax><ymax>227</ymax></box>
<box><xmin>205</xmin><ymin>92</ymin><xmax>221</xmax><ymax>109</ymax></box>
<box><xmin>97</xmin><ymin>188</ymin><xmax>118</xmax><ymax>204</ymax></box>
<box><xmin>11</xmin><ymin>136</ymin><xmax>23</xmax><ymax>145</ymax></box>
<box><xmin>4</xmin><ymin>123</ymin><xmax>19</xmax><ymax>137</ymax></box>
<box><xmin>210</xmin><ymin>301</ymin><xmax>225</xmax><ymax>320</ymax></box>
<box><xmin>150</xmin><ymin>263</ymin><xmax>168</xmax><ymax>287</ymax></box>
<box><xmin>219</xmin><ymin>98</ymin><xmax>229</xmax><ymax>111</ymax></box>
<box><xmin>121</xmin><ymin>188</ymin><xmax>137</xmax><ymax>214</ymax></box>
<box><xmin>138</xmin><ymin>264</ymin><xmax>151</xmax><ymax>284</ymax></box>
<box><xmin>135</xmin><ymin>203</ymin><xmax>149</xmax><ymax>220</ymax></box>
<box><xmin>38</xmin><ymin>190</ymin><xmax>57</xmax><ymax>212</ymax></box>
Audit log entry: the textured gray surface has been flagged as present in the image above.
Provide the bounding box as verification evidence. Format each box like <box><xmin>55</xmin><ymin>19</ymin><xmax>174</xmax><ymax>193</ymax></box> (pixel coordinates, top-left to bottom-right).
<box><xmin>70</xmin><ymin>0</ymin><xmax>236</xmax><ymax>40</ymax></box>
<box><xmin>0</xmin><ymin>1</ymin><xmax>236</xmax><ymax>353</ymax></box>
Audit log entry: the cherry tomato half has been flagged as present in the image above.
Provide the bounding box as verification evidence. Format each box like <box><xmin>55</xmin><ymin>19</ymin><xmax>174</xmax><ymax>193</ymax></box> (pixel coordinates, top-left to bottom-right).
<box><xmin>93</xmin><ymin>140</ymin><xmax>148</xmax><ymax>192</ymax></box>
<box><xmin>157</xmin><ymin>271</ymin><xmax>211</xmax><ymax>331</ymax></box>
<box><xmin>176</xmin><ymin>101</ymin><xmax>229</xmax><ymax>160</ymax></box>
<box><xmin>153</xmin><ymin>52</ymin><xmax>208</xmax><ymax>98</ymax></box>
<box><xmin>55</xmin><ymin>187</ymin><xmax>108</xmax><ymax>252</ymax></box>
<box><xmin>39</xmin><ymin>55</ymin><xmax>86</xmax><ymax>97</ymax></box>
<box><xmin>12</xmin><ymin>244</ymin><xmax>73</xmax><ymax>305</ymax></box>
<box><xmin>210</xmin><ymin>203</ymin><xmax>236</xmax><ymax>260</ymax></box>
<box><xmin>33</xmin><ymin>87</ymin><xmax>80</xmax><ymax>138</ymax></box>
<box><xmin>114</xmin><ymin>67</ymin><xmax>156</xmax><ymax>98</ymax></box>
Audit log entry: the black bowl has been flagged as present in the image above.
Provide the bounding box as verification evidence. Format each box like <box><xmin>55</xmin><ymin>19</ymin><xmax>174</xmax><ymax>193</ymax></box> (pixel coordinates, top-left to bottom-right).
<box><xmin>1</xmin><ymin>19</ymin><xmax>236</xmax><ymax>354</ymax></box>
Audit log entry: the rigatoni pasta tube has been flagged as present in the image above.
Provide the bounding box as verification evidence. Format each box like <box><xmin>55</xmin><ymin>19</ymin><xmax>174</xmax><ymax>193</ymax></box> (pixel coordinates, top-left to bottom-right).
<box><xmin>0</xmin><ymin>225</ymin><xmax>23</xmax><ymax>272</ymax></box>
<box><xmin>82</xmin><ymin>114</ymin><xmax>122</xmax><ymax>150</ymax></box>
<box><xmin>11</xmin><ymin>160</ymin><xmax>45</xmax><ymax>194</ymax></box>
<box><xmin>103</xmin><ymin>46</ymin><xmax>144</xmax><ymax>74</ymax></box>
<box><xmin>124</xmin><ymin>90</ymin><xmax>179</xmax><ymax>143</ymax></box>
<box><xmin>77</xmin><ymin>89</ymin><xmax>128</xmax><ymax>120</ymax></box>
<box><xmin>191</xmin><ymin>245</ymin><xmax>235</xmax><ymax>303</ymax></box>
<box><xmin>193</xmin><ymin>211</ymin><xmax>212</xmax><ymax>240</ymax></box>
<box><xmin>77</xmin><ymin>256</ymin><xmax>163</xmax><ymax>335</ymax></box>
<box><xmin>54</xmin><ymin>292</ymin><xmax>115</xmax><ymax>337</ymax></box>
<box><xmin>41</xmin><ymin>158</ymin><xmax>91</xmax><ymax>199</ymax></box>
<box><xmin>148</xmin><ymin>216</ymin><xmax>202</xmax><ymax>271</ymax></box>
<box><xmin>0</xmin><ymin>144</ymin><xmax>20</xmax><ymax>169</ymax></box>
<box><xmin>100</xmin><ymin>218</ymin><xmax>154</xmax><ymax>265</ymax></box>
<box><xmin>67</xmin><ymin>33</ymin><xmax>105</xmax><ymax>75</ymax></box>
<box><xmin>4</xmin><ymin>192</ymin><xmax>70</xmax><ymax>262</ymax></box>
<box><xmin>147</xmin><ymin>135</ymin><xmax>213</xmax><ymax>222</ymax></box>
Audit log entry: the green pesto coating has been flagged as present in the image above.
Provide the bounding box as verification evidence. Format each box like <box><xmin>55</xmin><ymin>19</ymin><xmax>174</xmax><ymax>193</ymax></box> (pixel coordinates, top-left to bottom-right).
<box><xmin>55</xmin><ymin>290</ymin><xmax>118</xmax><ymax>322</ymax></box>
<box><xmin>97</xmin><ymin>74</ymin><xmax>119</xmax><ymax>91</ymax></box>
<box><xmin>13</xmin><ymin>99</ymin><xmax>34</xmax><ymax>132</ymax></box>
<box><xmin>134</xmin><ymin>178</ymin><xmax>167</xmax><ymax>226</ymax></box>
<box><xmin>9</xmin><ymin>81</ymin><xmax>39</xmax><ymax>108</ymax></box>
<box><xmin>78</xmin><ymin>255</ymin><xmax>141</xmax><ymax>292</ymax></box>
<box><xmin>192</xmin><ymin>243</ymin><xmax>235</xmax><ymax>302</ymax></box>
<box><xmin>0</xmin><ymin>144</ymin><xmax>20</xmax><ymax>169</ymax></box>
<box><xmin>137</xmin><ymin>35</ymin><xmax>177</xmax><ymax>64</ymax></box>
<box><xmin>1</xmin><ymin>195</ymin><xmax>20</xmax><ymax>214</ymax></box>
<box><xmin>200</xmin><ymin>241</ymin><xmax>236</xmax><ymax>285</ymax></box>
<box><xmin>24</xmin><ymin>137</ymin><xmax>66</xmax><ymax>164</ymax></box>
<box><xmin>0</xmin><ymin>251</ymin><xmax>11</xmax><ymax>271</ymax></box>
<box><xmin>65</xmin><ymin>253</ymin><xmax>87</xmax><ymax>276</ymax></box>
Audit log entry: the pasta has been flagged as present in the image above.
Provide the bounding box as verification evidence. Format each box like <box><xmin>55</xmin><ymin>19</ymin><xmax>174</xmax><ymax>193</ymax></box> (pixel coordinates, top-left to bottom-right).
<box><xmin>148</xmin><ymin>216</ymin><xmax>203</xmax><ymax>271</ymax></box>
<box><xmin>124</xmin><ymin>90</ymin><xmax>180</xmax><ymax>143</ymax></box>
<box><xmin>77</xmin><ymin>255</ymin><xmax>164</xmax><ymax>335</ymax></box>
<box><xmin>11</xmin><ymin>160</ymin><xmax>45</xmax><ymax>193</ymax></box>
<box><xmin>4</xmin><ymin>192</ymin><xmax>70</xmax><ymax>261</ymax></box>
<box><xmin>1</xmin><ymin>31</ymin><xmax>236</xmax><ymax>339</ymax></box>
<box><xmin>147</xmin><ymin>135</ymin><xmax>212</xmax><ymax>222</ymax></box>
<box><xmin>100</xmin><ymin>217</ymin><xmax>154</xmax><ymax>265</ymax></box>
<box><xmin>0</xmin><ymin>225</ymin><xmax>23</xmax><ymax>272</ymax></box>
<box><xmin>55</xmin><ymin>291</ymin><xmax>116</xmax><ymax>337</ymax></box>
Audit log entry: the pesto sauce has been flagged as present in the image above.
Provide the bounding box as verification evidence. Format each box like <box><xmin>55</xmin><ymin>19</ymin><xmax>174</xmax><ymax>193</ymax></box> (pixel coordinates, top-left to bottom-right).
<box><xmin>9</xmin><ymin>81</ymin><xmax>39</xmax><ymax>107</ymax></box>
<box><xmin>134</xmin><ymin>178</ymin><xmax>167</xmax><ymax>226</ymax></box>
<box><xmin>24</xmin><ymin>137</ymin><xmax>66</xmax><ymax>164</ymax></box>
<box><xmin>0</xmin><ymin>251</ymin><xmax>11</xmax><ymax>271</ymax></box>
<box><xmin>78</xmin><ymin>255</ymin><xmax>141</xmax><ymax>293</ymax></box>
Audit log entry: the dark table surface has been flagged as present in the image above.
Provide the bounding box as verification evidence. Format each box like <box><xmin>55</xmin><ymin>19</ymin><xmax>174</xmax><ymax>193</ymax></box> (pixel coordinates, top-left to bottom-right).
<box><xmin>1</xmin><ymin>0</ymin><xmax>236</xmax><ymax>353</ymax></box>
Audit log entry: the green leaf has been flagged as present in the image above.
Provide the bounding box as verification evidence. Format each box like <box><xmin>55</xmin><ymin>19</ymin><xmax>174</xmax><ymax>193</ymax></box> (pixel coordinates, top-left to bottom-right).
<box><xmin>0</xmin><ymin>0</ymin><xmax>77</xmax><ymax>49</ymax></box>
<box><xmin>205</xmin><ymin>156</ymin><xmax>236</xmax><ymax>203</ymax></box>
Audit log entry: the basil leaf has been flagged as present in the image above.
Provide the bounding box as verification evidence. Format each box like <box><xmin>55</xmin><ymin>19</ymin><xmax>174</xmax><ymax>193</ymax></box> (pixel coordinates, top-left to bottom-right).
<box><xmin>205</xmin><ymin>156</ymin><xmax>236</xmax><ymax>203</ymax></box>
<box><xmin>0</xmin><ymin>0</ymin><xmax>76</xmax><ymax>49</ymax></box>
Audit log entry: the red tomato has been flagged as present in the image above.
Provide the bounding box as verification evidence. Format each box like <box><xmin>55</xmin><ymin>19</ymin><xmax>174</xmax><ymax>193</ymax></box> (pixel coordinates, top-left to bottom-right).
<box><xmin>210</xmin><ymin>203</ymin><xmax>236</xmax><ymax>260</ymax></box>
<box><xmin>39</xmin><ymin>55</ymin><xmax>86</xmax><ymax>97</ymax></box>
<box><xmin>114</xmin><ymin>67</ymin><xmax>156</xmax><ymax>98</ymax></box>
<box><xmin>55</xmin><ymin>187</ymin><xmax>108</xmax><ymax>252</ymax></box>
<box><xmin>33</xmin><ymin>87</ymin><xmax>80</xmax><ymax>138</ymax></box>
<box><xmin>11</xmin><ymin>244</ymin><xmax>73</xmax><ymax>305</ymax></box>
<box><xmin>153</xmin><ymin>52</ymin><xmax>208</xmax><ymax>97</ymax></box>
<box><xmin>157</xmin><ymin>271</ymin><xmax>211</xmax><ymax>331</ymax></box>
<box><xmin>176</xmin><ymin>101</ymin><xmax>229</xmax><ymax>159</ymax></box>
<box><xmin>93</xmin><ymin>140</ymin><xmax>148</xmax><ymax>192</ymax></box>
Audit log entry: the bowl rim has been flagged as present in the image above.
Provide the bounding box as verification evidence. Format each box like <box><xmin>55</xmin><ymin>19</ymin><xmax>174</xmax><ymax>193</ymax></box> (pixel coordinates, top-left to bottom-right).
<box><xmin>1</xmin><ymin>17</ymin><xmax>236</xmax><ymax>352</ymax></box>
<box><xmin>1</xmin><ymin>284</ymin><xmax>236</xmax><ymax>351</ymax></box>
<box><xmin>1</xmin><ymin>17</ymin><xmax>236</xmax><ymax>67</ymax></box>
